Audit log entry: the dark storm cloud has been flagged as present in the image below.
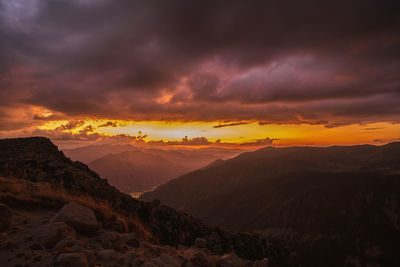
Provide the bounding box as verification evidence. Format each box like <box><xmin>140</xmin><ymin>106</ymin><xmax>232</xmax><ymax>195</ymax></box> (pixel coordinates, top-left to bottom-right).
<box><xmin>213</xmin><ymin>122</ymin><xmax>249</xmax><ymax>128</ymax></box>
<box><xmin>0</xmin><ymin>0</ymin><xmax>400</xmax><ymax>129</ymax></box>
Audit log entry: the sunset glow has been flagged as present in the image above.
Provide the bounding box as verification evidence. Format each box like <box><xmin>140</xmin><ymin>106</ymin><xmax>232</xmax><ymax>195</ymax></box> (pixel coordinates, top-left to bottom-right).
<box><xmin>0</xmin><ymin>0</ymin><xmax>398</xmax><ymax>149</ymax></box>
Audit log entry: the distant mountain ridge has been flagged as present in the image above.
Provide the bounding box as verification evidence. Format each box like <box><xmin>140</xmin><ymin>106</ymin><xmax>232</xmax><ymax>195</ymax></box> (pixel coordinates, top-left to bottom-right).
<box><xmin>141</xmin><ymin>142</ymin><xmax>400</xmax><ymax>266</ymax></box>
<box><xmin>64</xmin><ymin>144</ymin><xmax>244</xmax><ymax>194</ymax></box>
<box><xmin>88</xmin><ymin>150</ymin><xmax>189</xmax><ymax>193</ymax></box>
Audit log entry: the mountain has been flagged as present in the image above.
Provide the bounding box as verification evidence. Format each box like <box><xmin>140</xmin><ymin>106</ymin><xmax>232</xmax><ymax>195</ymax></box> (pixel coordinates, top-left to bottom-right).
<box><xmin>64</xmin><ymin>144</ymin><xmax>243</xmax><ymax>169</ymax></box>
<box><xmin>63</xmin><ymin>144</ymin><xmax>137</xmax><ymax>163</ymax></box>
<box><xmin>88</xmin><ymin>150</ymin><xmax>189</xmax><ymax>194</ymax></box>
<box><xmin>141</xmin><ymin>143</ymin><xmax>400</xmax><ymax>266</ymax></box>
<box><xmin>0</xmin><ymin>137</ymin><xmax>295</xmax><ymax>266</ymax></box>
<box><xmin>64</xmin><ymin>144</ymin><xmax>243</xmax><ymax>194</ymax></box>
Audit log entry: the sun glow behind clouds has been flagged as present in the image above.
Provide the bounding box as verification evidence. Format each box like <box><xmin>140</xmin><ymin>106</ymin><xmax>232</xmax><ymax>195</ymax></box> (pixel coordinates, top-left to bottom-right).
<box><xmin>37</xmin><ymin>119</ymin><xmax>400</xmax><ymax>147</ymax></box>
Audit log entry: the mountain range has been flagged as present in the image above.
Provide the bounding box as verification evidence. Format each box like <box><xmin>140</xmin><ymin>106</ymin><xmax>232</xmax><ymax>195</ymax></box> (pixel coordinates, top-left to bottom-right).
<box><xmin>64</xmin><ymin>144</ymin><xmax>243</xmax><ymax>194</ymax></box>
<box><xmin>141</xmin><ymin>143</ymin><xmax>400</xmax><ymax>266</ymax></box>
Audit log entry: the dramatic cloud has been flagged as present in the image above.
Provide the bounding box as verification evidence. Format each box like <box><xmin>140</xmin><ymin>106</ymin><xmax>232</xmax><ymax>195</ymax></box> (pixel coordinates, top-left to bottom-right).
<box><xmin>213</xmin><ymin>122</ymin><xmax>249</xmax><ymax>128</ymax></box>
<box><xmin>0</xmin><ymin>0</ymin><xmax>399</xmax><ymax>132</ymax></box>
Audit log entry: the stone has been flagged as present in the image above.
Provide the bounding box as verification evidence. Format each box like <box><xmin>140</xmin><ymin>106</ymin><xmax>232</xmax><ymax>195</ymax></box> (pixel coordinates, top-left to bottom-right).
<box><xmin>52</xmin><ymin>202</ymin><xmax>98</xmax><ymax>234</ymax></box>
<box><xmin>32</xmin><ymin>222</ymin><xmax>75</xmax><ymax>248</ymax></box>
<box><xmin>120</xmin><ymin>251</ymin><xmax>141</xmax><ymax>265</ymax></box>
<box><xmin>194</xmin><ymin>237</ymin><xmax>207</xmax><ymax>248</ymax></box>
<box><xmin>217</xmin><ymin>253</ymin><xmax>246</xmax><ymax>267</ymax></box>
<box><xmin>97</xmin><ymin>249</ymin><xmax>118</xmax><ymax>261</ymax></box>
<box><xmin>253</xmin><ymin>257</ymin><xmax>270</xmax><ymax>267</ymax></box>
<box><xmin>56</xmin><ymin>252</ymin><xmax>89</xmax><ymax>267</ymax></box>
<box><xmin>99</xmin><ymin>231</ymin><xmax>124</xmax><ymax>251</ymax></box>
<box><xmin>122</xmin><ymin>232</ymin><xmax>140</xmax><ymax>248</ymax></box>
<box><xmin>152</xmin><ymin>253</ymin><xmax>182</xmax><ymax>266</ymax></box>
<box><xmin>54</xmin><ymin>237</ymin><xmax>83</xmax><ymax>251</ymax></box>
<box><xmin>0</xmin><ymin>203</ymin><xmax>12</xmax><ymax>231</ymax></box>
<box><xmin>188</xmin><ymin>252</ymin><xmax>211</xmax><ymax>267</ymax></box>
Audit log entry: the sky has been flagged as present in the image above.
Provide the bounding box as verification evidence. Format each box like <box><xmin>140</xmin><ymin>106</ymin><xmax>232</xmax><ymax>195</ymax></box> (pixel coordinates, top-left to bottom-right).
<box><xmin>0</xmin><ymin>0</ymin><xmax>399</xmax><ymax>148</ymax></box>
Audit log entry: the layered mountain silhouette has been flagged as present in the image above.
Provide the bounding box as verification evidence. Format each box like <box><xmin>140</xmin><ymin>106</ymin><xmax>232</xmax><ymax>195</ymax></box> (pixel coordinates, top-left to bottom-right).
<box><xmin>141</xmin><ymin>143</ymin><xmax>400</xmax><ymax>266</ymax></box>
<box><xmin>88</xmin><ymin>150</ymin><xmax>189</xmax><ymax>194</ymax></box>
<box><xmin>65</xmin><ymin>144</ymin><xmax>243</xmax><ymax>194</ymax></box>
<box><xmin>0</xmin><ymin>137</ymin><xmax>294</xmax><ymax>266</ymax></box>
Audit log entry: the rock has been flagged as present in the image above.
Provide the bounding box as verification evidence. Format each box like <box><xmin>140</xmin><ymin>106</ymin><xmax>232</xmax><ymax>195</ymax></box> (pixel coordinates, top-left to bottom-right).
<box><xmin>253</xmin><ymin>257</ymin><xmax>270</xmax><ymax>267</ymax></box>
<box><xmin>120</xmin><ymin>251</ymin><xmax>141</xmax><ymax>265</ymax></box>
<box><xmin>56</xmin><ymin>252</ymin><xmax>89</xmax><ymax>267</ymax></box>
<box><xmin>110</xmin><ymin>217</ymin><xmax>128</xmax><ymax>233</ymax></box>
<box><xmin>0</xmin><ymin>203</ymin><xmax>12</xmax><ymax>231</ymax></box>
<box><xmin>122</xmin><ymin>232</ymin><xmax>140</xmax><ymax>248</ymax></box>
<box><xmin>152</xmin><ymin>253</ymin><xmax>182</xmax><ymax>266</ymax></box>
<box><xmin>194</xmin><ymin>237</ymin><xmax>207</xmax><ymax>248</ymax></box>
<box><xmin>99</xmin><ymin>231</ymin><xmax>124</xmax><ymax>251</ymax></box>
<box><xmin>187</xmin><ymin>252</ymin><xmax>212</xmax><ymax>267</ymax></box>
<box><xmin>54</xmin><ymin>238</ymin><xmax>83</xmax><ymax>251</ymax></box>
<box><xmin>217</xmin><ymin>253</ymin><xmax>246</xmax><ymax>267</ymax></box>
<box><xmin>32</xmin><ymin>222</ymin><xmax>75</xmax><ymax>248</ymax></box>
<box><xmin>97</xmin><ymin>249</ymin><xmax>118</xmax><ymax>261</ymax></box>
<box><xmin>52</xmin><ymin>202</ymin><xmax>98</xmax><ymax>234</ymax></box>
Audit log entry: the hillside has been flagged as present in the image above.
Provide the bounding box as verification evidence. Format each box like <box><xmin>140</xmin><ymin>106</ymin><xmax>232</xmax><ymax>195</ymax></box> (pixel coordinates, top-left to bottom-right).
<box><xmin>141</xmin><ymin>143</ymin><xmax>400</xmax><ymax>266</ymax></box>
<box><xmin>88</xmin><ymin>150</ymin><xmax>189</xmax><ymax>193</ymax></box>
<box><xmin>0</xmin><ymin>137</ymin><xmax>295</xmax><ymax>266</ymax></box>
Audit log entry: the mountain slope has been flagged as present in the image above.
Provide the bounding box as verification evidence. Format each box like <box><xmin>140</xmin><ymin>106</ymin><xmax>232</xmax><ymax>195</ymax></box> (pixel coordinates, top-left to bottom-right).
<box><xmin>0</xmin><ymin>137</ymin><xmax>295</xmax><ymax>266</ymax></box>
<box><xmin>88</xmin><ymin>150</ymin><xmax>189</xmax><ymax>193</ymax></box>
<box><xmin>63</xmin><ymin>144</ymin><xmax>137</xmax><ymax>163</ymax></box>
<box><xmin>141</xmin><ymin>143</ymin><xmax>400</xmax><ymax>266</ymax></box>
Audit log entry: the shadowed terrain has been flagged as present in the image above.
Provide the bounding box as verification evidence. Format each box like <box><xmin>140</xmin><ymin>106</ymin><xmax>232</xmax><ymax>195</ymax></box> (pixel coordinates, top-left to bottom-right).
<box><xmin>141</xmin><ymin>143</ymin><xmax>400</xmax><ymax>266</ymax></box>
<box><xmin>0</xmin><ymin>137</ymin><xmax>295</xmax><ymax>266</ymax></box>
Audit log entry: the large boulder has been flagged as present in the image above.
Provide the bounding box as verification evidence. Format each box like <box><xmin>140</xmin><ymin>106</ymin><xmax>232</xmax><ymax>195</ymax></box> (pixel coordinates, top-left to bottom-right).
<box><xmin>32</xmin><ymin>222</ymin><xmax>75</xmax><ymax>248</ymax></box>
<box><xmin>0</xmin><ymin>203</ymin><xmax>12</xmax><ymax>231</ymax></box>
<box><xmin>52</xmin><ymin>202</ymin><xmax>98</xmax><ymax>234</ymax></box>
<box><xmin>56</xmin><ymin>252</ymin><xmax>89</xmax><ymax>267</ymax></box>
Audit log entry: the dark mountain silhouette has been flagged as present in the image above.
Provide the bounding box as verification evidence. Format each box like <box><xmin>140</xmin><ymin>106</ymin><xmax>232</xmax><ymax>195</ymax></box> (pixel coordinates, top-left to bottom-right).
<box><xmin>0</xmin><ymin>137</ymin><xmax>295</xmax><ymax>266</ymax></box>
<box><xmin>64</xmin><ymin>144</ymin><xmax>243</xmax><ymax>194</ymax></box>
<box><xmin>141</xmin><ymin>143</ymin><xmax>400</xmax><ymax>266</ymax></box>
<box><xmin>88</xmin><ymin>150</ymin><xmax>189</xmax><ymax>194</ymax></box>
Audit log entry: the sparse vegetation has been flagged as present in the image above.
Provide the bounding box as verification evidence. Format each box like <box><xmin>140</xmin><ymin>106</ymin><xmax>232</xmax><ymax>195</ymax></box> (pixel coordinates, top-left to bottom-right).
<box><xmin>0</xmin><ymin>177</ymin><xmax>153</xmax><ymax>240</ymax></box>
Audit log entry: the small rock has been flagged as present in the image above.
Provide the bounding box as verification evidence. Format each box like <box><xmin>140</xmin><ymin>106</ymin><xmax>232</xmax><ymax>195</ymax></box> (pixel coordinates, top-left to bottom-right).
<box><xmin>217</xmin><ymin>253</ymin><xmax>246</xmax><ymax>267</ymax></box>
<box><xmin>52</xmin><ymin>202</ymin><xmax>98</xmax><ymax>234</ymax></box>
<box><xmin>122</xmin><ymin>232</ymin><xmax>140</xmax><ymax>248</ymax></box>
<box><xmin>54</xmin><ymin>238</ymin><xmax>82</xmax><ymax>251</ymax></box>
<box><xmin>153</xmin><ymin>253</ymin><xmax>182</xmax><ymax>266</ymax></box>
<box><xmin>188</xmin><ymin>252</ymin><xmax>211</xmax><ymax>267</ymax></box>
<box><xmin>0</xmin><ymin>203</ymin><xmax>12</xmax><ymax>231</ymax></box>
<box><xmin>253</xmin><ymin>257</ymin><xmax>270</xmax><ymax>267</ymax></box>
<box><xmin>56</xmin><ymin>252</ymin><xmax>89</xmax><ymax>267</ymax></box>
<box><xmin>194</xmin><ymin>237</ymin><xmax>207</xmax><ymax>248</ymax></box>
<box><xmin>97</xmin><ymin>249</ymin><xmax>118</xmax><ymax>261</ymax></box>
<box><xmin>32</xmin><ymin>222</ymin><xmax>75</xmax><ymax>248</ymax></box>
<box><xmin>99</xmin><ymin>231</ymin><xmax>123</xmax><ymax>251</ymax></box>
<box><xmin>110</xmin><ymin>217</ymin><xmax>128</xmax><ymax>233</ymax></box>
<box><xmin>120</xmin><ymin>251</ymin><xmax>141</xmax><ymax>265</ymax></box>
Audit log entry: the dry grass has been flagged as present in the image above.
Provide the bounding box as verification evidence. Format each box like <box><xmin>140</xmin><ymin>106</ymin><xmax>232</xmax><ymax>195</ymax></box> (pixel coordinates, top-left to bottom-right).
<box><xmin>0</xmin><ymin>177</ymin><xmax>153</xmax><ymax>239</ymax></box>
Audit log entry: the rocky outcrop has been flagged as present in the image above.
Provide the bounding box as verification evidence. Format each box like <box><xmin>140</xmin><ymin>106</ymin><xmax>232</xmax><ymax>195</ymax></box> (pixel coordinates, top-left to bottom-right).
<box><xmin>52</xmin><ymin>202</ymin><xmax>98</xmax><ymax>234</ymax></box>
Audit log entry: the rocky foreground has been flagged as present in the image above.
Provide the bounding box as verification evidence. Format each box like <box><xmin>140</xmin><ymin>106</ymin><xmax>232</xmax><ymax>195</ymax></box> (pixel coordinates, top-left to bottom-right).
<box><xmin>0</xmin><ymin>201</ymin><xmax>271</xmax><ymax>267</ymax></box>
<box><xmin>0</xmin><ymin>137</ymin><xmax>296</xmax><ymax>266</ymax></box>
